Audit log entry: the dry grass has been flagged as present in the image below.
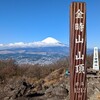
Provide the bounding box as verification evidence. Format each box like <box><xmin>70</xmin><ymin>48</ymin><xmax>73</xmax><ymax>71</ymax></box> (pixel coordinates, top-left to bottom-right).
<box><xmin>0</xmin><ymin>53</ymin><xmax>98</xmax><ymax>84</ymax></box>
<box><xmin>0</xmin><ymin>58</ymin><xmax>69</xmax><ymax>83</ymax></box>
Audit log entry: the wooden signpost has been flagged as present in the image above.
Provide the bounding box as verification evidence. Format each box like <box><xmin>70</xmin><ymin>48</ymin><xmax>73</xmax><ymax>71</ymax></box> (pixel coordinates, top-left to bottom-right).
<box><xmin>70</xmin><ymin>2</ymin><xmax>87</xmax><ymax>100</ymax></box>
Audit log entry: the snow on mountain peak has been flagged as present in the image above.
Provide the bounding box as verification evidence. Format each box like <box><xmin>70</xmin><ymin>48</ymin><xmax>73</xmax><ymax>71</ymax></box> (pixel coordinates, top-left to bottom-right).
<box><xmin>42</xmin><ymin>37</ymin><xmax>60</xmax><ymax>44</ymax></box>
<box><xmin>0</xmin><ymin>37</ymin><xmax>66</xmax><ymax>49</ymax></box>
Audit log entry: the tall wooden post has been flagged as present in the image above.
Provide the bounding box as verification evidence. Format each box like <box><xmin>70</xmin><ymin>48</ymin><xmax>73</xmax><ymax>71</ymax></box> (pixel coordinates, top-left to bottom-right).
<box><xmin>70</xmin><ymin>2</ymin><xmax>87</xmax><ymax>100</ymax></box>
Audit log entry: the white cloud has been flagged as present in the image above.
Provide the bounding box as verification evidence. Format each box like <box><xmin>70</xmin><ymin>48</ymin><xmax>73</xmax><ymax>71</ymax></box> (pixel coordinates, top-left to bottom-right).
<box><xmin>0</xmin><ymin>37</ymin><xmax>66</xmax><ymax>49</ymax></box>
<box><xmin>0</xmin><ymin>44</ymin><xmax>3</xmax><ymax>46</ymax></box>
<box><xmin>8</xmin><ymin>42</ymin><xmax>26</xmax><ymax>47</ymax></box>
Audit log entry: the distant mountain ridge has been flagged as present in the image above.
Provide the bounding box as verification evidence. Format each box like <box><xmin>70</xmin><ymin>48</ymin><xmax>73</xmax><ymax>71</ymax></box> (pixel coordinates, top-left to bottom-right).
<box><xmin>0</xmin><ymin>37</ymin><xmax>94</xmax><ymax>65</ymax></box>
<box><xmin>0</xmin><ymin>37</ymin><xmax>68</xmax><ymax>65</ymax></box>
<box><xmin>0</xmin><ymin>46</ymin><xmax>68</xmax><ymax>65</ymax></box>
<box><xmin>0</xmin><ymin>37</ymin><xmax>66</xmax><ymax>49</ymax></box>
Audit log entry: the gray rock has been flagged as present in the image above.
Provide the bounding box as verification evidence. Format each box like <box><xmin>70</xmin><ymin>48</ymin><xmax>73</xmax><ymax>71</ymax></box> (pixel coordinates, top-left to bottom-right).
<box><xmin>4</xmin><ymin>97</ymin><xmax>10</xmax><ymax>100</ymax></box>
<box><xmin>45</xmin><ymin>85</ymin><xmax>69</xmax><ymax>100</ymax></box>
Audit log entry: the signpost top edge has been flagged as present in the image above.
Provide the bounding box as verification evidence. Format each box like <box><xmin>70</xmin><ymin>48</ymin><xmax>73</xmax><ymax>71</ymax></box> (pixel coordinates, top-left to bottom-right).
<box><xmin>71</xmin><ymin>2</ymin><xmax>86</xmax><ymax>3</ymax></box>
<box><xmin>70</xmin><ymin>2</ymin><xmax>86</xmax><ymax>13</ymax></box>
<box><xmin>70</xmin><ymin>2</ymin><xmax>86</xmax><ymax>5</ymax></box>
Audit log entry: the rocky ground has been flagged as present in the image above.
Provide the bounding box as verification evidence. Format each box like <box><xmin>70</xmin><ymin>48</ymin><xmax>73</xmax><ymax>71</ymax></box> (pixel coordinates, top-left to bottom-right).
<box><xmin>0</xmin><ymin>68</ymin><xmax>100</xmax><ymax>100</ymax></box>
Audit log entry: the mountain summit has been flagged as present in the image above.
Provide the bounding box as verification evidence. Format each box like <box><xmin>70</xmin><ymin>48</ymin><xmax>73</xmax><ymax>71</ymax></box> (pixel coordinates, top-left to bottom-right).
<box><xmin>42</xmin><ymin>37</ymin><xmax>60</xmax><ymax>44</ymax></box>
<box><xmin>0</xmin><ymin>37</ymin><xmax>66</xmax><ymax>49</ymax></box>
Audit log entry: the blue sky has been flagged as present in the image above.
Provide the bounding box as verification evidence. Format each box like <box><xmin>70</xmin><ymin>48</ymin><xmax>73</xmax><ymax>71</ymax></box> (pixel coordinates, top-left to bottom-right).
<box><xmin>0</xmin><ymin>0</ymin><xmax>100</xmax><ymax>48</ymax></box>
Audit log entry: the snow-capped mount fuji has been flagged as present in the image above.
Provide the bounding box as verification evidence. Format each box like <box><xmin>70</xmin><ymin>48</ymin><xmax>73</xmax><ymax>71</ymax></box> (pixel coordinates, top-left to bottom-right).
<box><xmin>41</xmin><ymin>37</ymin><xmax>65</xmax><ymax>47</ymax></box>
<box><xmin>42</xmin><ymin>37</ymin><xmax>60</xmax><ymax>44</ymax></box>
<box><xmin>0</xmin><ymin>37</ymin><xmax>66</xmax><ymax>49</ymax></box>
<box><xmin>0</xmin><ymin>37</ymin><xmax>68</xmax><ymax>65</ymax></box>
